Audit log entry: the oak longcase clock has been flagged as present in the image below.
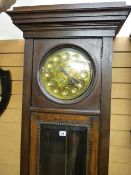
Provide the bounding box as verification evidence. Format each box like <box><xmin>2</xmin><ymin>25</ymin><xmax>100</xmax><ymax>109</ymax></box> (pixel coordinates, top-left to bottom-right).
<box><xmin>8</xmin><ymin>2</ymin><xmax>131</xmax><ymax>175</ymax></box>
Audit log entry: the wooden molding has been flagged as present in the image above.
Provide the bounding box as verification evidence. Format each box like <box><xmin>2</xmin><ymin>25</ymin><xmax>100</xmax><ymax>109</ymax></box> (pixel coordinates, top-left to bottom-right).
<box><xmin>7</xmin><ymin>2</ymin><xmax>131</xmax><ymax>38</ymax></box>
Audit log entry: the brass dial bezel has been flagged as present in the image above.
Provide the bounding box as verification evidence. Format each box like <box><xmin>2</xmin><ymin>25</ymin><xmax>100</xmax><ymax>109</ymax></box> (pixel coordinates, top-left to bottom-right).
<box><xmin>37</xmin><ymin>45</ymin><xmax>96</xmax><ymax>104</ymax></box>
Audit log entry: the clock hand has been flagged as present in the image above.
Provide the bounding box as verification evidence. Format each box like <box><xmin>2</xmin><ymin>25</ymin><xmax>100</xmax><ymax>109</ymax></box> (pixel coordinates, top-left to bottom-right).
<box><xmin>70</xmin><ymin>77</ymin><xmax>79</xmax><ymax>85</ymax></box>
<box><xmin>59</xmin><ymin>67</ymin><xmax>80</xmax><ymax>86</ymax></box>
<box><xmin>59</xmin><ymin>67</ymin><xmax>68</xmax><ymax>76</ymax></box>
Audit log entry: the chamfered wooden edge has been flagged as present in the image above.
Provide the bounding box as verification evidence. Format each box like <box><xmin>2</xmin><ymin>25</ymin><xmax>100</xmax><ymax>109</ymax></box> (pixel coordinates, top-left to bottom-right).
<box><xmin>20</xmin><ymin>39</ymin><xmax>34</xmax><ymax>175</ymax></box>
<box><xmin>98</xmin><ymin>37</ymin><xmax>113</xmax><ymax>175</ymax></box>
<box><xmin>30</xmin><ymin>107</ymin><xmax>101</xmax><ymax>116</ymax></box>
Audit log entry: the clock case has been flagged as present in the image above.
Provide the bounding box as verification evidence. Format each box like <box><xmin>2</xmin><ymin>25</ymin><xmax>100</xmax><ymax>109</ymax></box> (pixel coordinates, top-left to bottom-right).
<box><xmin>7</xmin><ymin>2</ymin><xmax>131</xmax><ymax>175</ymax></box>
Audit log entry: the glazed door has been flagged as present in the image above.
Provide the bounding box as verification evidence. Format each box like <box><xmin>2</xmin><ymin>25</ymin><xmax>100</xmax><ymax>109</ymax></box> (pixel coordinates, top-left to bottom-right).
<box><xmin>40</xmin><ymin>123</ymin><xmax>87</xmax><ymax>175</ymax></box>
<box><xmin>29</xmin><ymin>113</ymin><xmax>99</xmax><ymax>175</ymax></box>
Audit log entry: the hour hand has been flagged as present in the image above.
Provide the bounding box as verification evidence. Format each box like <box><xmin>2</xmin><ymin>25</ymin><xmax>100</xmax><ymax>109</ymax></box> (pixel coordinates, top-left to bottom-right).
<box><xmin>59</xmin><ymin>67</ymin><xmax>79</xmax><ymax>86</ymax></box>
<box><xmin>69</xmin><ymin>78</ymin><xmax>79</xmax><ymax>86</ymax></box>
<box><xmin>59</xmin><ymin>67</ymin><xmax>68</xmax><ymax>76</ymax></box>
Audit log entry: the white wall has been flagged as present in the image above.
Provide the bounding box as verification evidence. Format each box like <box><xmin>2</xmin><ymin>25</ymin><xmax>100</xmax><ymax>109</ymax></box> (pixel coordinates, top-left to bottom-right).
<box><xmin>0</xmin><ymin>0</ymin><xmax>131</xmax><ymax>39</ymax></box>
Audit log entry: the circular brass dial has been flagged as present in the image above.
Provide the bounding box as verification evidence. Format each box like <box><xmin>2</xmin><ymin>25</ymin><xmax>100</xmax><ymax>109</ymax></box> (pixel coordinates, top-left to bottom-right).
<box><xmin>38</xmin><ymin>47</ymin><xmax>94</xmax><ymax>102</ymax></box>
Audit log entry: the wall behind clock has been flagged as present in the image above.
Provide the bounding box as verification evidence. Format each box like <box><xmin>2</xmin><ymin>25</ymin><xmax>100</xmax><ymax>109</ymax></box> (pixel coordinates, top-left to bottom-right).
<box><xmin>0</xmin><ymin>38</ymin><xmax>131</xmax><ymax>175</ymax></box>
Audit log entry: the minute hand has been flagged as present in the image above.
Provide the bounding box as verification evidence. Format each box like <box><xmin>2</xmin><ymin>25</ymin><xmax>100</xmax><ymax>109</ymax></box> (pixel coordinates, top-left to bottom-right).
<box><xmin>59</xmin><ymin>67</ymin><xmax>79</xmax><ymax>86</ymax></box>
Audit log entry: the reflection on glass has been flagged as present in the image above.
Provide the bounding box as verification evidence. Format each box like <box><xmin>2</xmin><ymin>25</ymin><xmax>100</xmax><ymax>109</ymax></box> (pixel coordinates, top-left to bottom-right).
<box><xmin>0</xmin><ymin>79</ymin><xmax>2</xmax><ymax>102</ymax></box>
<box><xmin>39</xmin><ymin>47</ymin><xmax>93</xmax><ymax>100</ymax></box>
<box><xmin>39</xmin><ymin>123</ymin><xmax>87</xmax><ymax>175</ymax></box>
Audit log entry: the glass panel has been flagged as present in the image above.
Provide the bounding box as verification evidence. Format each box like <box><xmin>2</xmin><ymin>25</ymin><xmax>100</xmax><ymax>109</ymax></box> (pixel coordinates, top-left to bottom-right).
<box><xmin>0</xmin><ymin>79</ymin><xmax>2</xmax><ymax>102</ymax></box>
<box><xmin>66</xmin><ymin>126</ymin><xmax>87</xmax><ymax>175</ymax></box>
<box><xmin>40</xmin><ymin>124</ymin><xmax>66</xmax><ymax>175</ymax></box>
<box><xmin>38</xmin><ymin>47</ymin><xmax>94</xmax><ymax>101</ymax></box>
<box><xmin>39</xmin><ymin>123</ymin><xmax>87</xmax><ymax>175</ymax></box>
